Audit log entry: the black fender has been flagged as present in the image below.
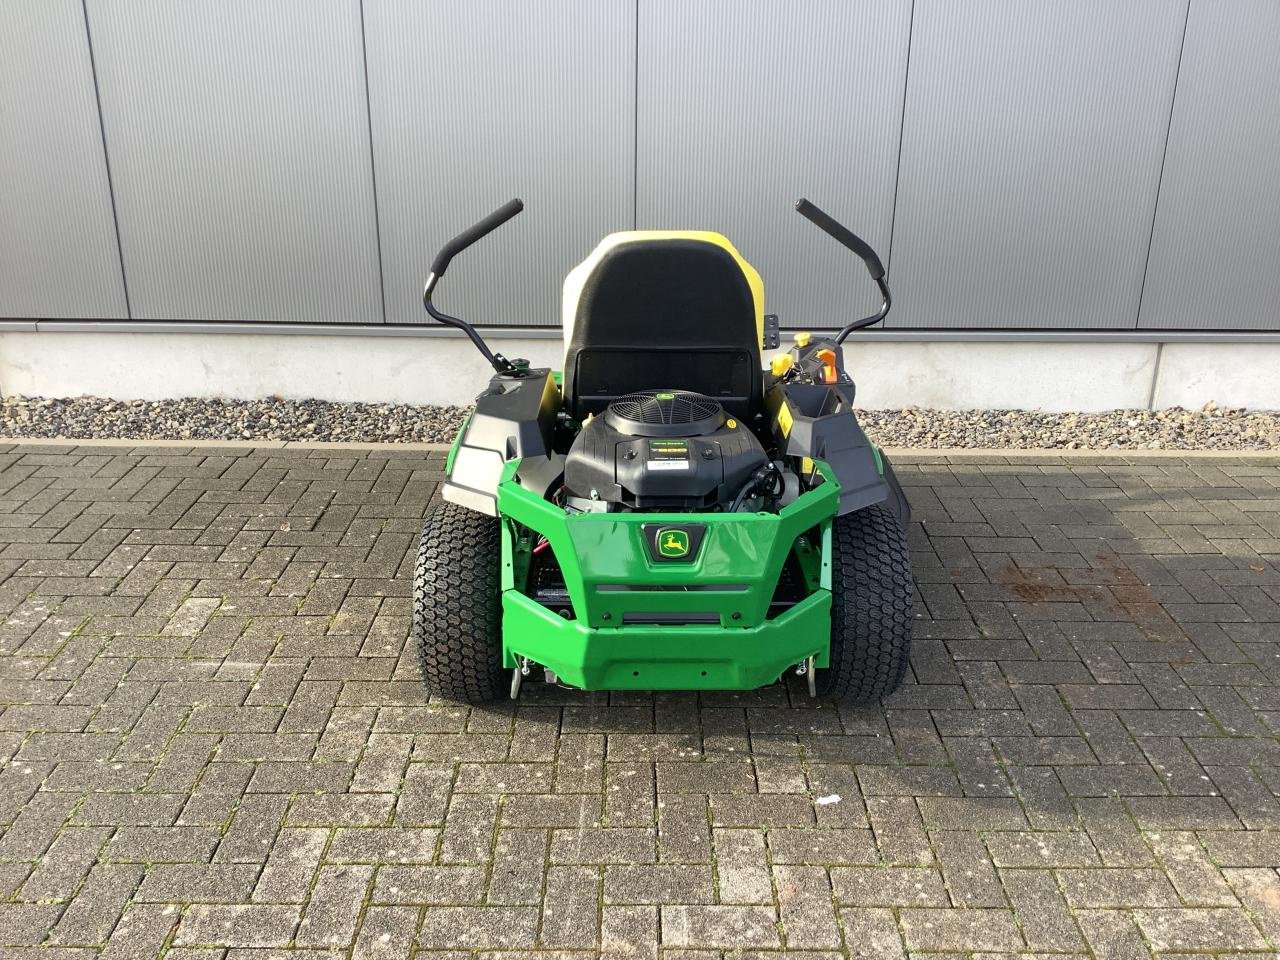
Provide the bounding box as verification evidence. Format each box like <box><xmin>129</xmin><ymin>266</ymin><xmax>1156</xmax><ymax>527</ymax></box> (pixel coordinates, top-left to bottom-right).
<box><xmin>766</xmin><ymin>380</ymin><xmax>910</xmax><ymax>524</ymax></box>
<box><xmin>443</xmin><ymin>368</ymin><xmax>561</xmax><ymax>516</ymax></box>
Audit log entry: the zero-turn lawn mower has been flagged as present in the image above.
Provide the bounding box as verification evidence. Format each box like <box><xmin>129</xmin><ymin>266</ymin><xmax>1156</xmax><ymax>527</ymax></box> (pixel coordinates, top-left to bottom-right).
<box><xmin>413</xmin><ymin>199</ymin><xmax>913</xmax><ymax>703</ymax></box>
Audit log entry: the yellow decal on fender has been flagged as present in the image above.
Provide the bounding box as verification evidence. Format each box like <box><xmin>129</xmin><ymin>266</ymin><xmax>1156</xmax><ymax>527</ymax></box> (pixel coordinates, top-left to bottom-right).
<box><xmin>776</xmin><ymin>401</ymin><xmax>793</xmax><ymax>438</ymax></box>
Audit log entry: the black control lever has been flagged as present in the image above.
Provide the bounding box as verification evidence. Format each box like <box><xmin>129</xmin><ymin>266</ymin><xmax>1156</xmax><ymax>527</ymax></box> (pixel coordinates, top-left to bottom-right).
<box><xmin>795</xmin><ymin>198</ymin><xmax>892</xmax><ymax>343</ymax></box>
<box><xmin>423</xmin><ymin>199</ymin><xmax>525</xmax><ymax>374</ymax></box>
<box><xmin>431</xmin><ymin>198</ymin><xmax>524</xmax><ymax>276</ymax></box>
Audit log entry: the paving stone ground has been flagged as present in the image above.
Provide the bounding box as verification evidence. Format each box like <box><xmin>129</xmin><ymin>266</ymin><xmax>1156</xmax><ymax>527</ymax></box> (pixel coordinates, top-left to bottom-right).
<box><xmin>2</xmin><ymin>443</ymin><xmax>1280</xmax><ymax>958</ymax></box>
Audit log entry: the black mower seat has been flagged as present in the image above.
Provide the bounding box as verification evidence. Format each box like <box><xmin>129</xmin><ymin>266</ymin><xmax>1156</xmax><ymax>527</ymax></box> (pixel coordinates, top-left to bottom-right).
<box><xmin>562</xmin><ymin>232</ymin><xmax>766</xmax><ymax>420</ymax></box>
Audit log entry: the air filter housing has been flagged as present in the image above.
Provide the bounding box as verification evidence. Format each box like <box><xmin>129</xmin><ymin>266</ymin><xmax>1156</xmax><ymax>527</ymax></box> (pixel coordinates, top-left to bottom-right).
<box><xmin>604</xmin><ymin>390</ymin><xmax>726</xmax><ymax>438</ymax></box>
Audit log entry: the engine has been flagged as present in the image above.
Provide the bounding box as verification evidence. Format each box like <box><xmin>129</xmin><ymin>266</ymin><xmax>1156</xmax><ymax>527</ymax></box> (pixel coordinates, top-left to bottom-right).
<box><xmin>563</xmin><ymin>391</ymin><xmax>773</xmax><ymax>511</ymax></box>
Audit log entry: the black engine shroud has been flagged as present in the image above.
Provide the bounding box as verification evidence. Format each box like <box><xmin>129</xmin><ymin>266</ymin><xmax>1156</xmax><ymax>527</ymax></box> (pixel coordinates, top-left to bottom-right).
<box><xmin>564</xmin><ymin>391</ymin><xmax>769</xmax><ymax>510</ymax></box>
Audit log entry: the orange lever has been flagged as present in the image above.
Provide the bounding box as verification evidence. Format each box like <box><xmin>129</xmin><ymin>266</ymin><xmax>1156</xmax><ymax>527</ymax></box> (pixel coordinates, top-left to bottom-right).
<box><xmin>815</xmin><ymin>348</ymin><xmax>838</xmax><ymax>384</ymax></box>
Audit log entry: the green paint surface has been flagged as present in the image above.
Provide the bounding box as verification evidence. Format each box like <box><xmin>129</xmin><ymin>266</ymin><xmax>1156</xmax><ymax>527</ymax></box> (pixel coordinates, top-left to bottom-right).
<box><xmin>496</xmin><ymin>459</ymin><xmax>840</xmax><ymax>690</ymax></box>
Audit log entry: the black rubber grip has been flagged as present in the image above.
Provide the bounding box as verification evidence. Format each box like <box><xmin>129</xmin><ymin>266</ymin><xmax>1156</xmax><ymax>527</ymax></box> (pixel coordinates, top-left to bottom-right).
<box><xmin>795</xmin><ymin>198</ymin><xmax>885</xmax><ymax>280</ymax></box>
<box><xmin>431</xmin><ymin>198</ymin><xmax>524</xmax><ymax>276</ymax></box>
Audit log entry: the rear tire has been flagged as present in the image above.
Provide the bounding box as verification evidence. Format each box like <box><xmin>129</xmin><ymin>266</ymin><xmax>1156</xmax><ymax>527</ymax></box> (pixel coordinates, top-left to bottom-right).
<box><xmin>817</xmin><ymin>503</ymin><xmax>913</xmax><ymax>704</ymax></box>
<box><xmin>412</xmin><ymin>500</ymin><xmax>506</xmax><ymax>704</ymax></box>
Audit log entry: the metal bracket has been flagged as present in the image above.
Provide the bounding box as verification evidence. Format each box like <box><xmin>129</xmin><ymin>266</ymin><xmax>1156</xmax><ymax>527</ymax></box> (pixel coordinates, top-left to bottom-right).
<box><xmin>764</xmin><ymin>314</ymin><xmax>781</xmax><ymax>350</ymax></box>
<box><xmin>510</xmin><ymin>656</ymin><xmax>532</xmax><ymax>700</ymax></box>
<box><xmin>795</xmin><ymin>656</ymin><xmax>818</xmax><ymax>698</ymax></box>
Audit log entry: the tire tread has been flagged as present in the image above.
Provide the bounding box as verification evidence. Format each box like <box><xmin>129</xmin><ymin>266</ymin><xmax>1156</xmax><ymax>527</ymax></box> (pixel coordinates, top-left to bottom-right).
<box><xmin>411</xmin><ymin>501</ymin><xmax>505</xmax><ymax>703</ymax></box>
<box><xmin>820</xmin><ymin>502</ymin><xmax>914</xmax><ymax>703</ymax></box>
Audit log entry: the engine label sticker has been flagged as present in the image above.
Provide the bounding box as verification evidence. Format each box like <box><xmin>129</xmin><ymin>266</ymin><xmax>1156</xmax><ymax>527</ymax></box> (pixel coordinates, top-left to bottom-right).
<box><xmin>647</xmin><ymin>439</ymin><xmax>690</xmax><ymax>470</ymax></box>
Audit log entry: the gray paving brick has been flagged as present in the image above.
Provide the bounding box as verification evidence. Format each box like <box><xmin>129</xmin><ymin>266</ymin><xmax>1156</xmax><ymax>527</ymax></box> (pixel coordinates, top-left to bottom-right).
<box><xmin>983</xmin><ymin>830</ymin><xmax>1101</xmax><ymax>868</ymax></box>
<box><xmin>351</xmin><ymin>905</ymin><xmax>418</xmax><ymax>960</ymax></box>
<box><xmin>0</xmin><ymin>902</ymin><xmax>69</xmax><ymax>946</ymax></box>
<box><xmin>830</xmin><ymin>866</ymin><xmax>947</xmax><ymax>907</ymax></box>
<box><xmin>136</xmin><ymin>863</ymin><xmax>259</xmax><ymax>903</ymax></box>
<box><xmin>660</xmin><ymin>904</ymin><xmax>781</xmax><ymax>948</ymax></box>
<box><xmin>416</xmin><ymin>905</ymin><xmax>538</xmax><ymax>949</ymax></box>
<box><xmin>657</xmin><ymin>793</ymin><xmax>711</xmax><ymax>863</ymax></box>
<box><xmin>775</xmin><ymin>865</ymin><xmax>840</xmax><ymax>948</ymax></box>
<box><xmin>48</xmin><ymin>863</ymin><xmax>142</xmax><ymax>945</ymax></box>
<box><xmin>932</xmin><ymin>829</ymin><xmax>1007</xmax><ymax>907</ymax></box>
<box><xmin>97</xmin><ymin>903</ymin><xmax>180</xmax><ymax>960</ymax></box>
<box><xmin>372</xmin><ymin>865</ymin><xmax>486</xmax><ymax>904</ymax></box>
<box><xmin>176</xmin><ymin>904</ymin><xmax>300</xmax><ymax>948</ymax></box>
<box><xmin>5</xmin><ymin>447</ymin><xmax>1280</xmax><ymax>956</ymax></box>
<box><xmin>551</xmin><ymin>827</ymin><xmax>656</xmax><ymax>865</ymax></box>
<box><xmin>768</xmin><ymin>826</ymin><xmax>879</xmax><ymax>865</ymax></box>
<box><xmin>602</xmin><ymin>903</ymin><xmax>658</xmax><ymax>958</ymax></box>
<box><xmin>1147</xmin><ymin>831</ymin><xmax>1238</xmax><ymax>906</ymax></box>
<box><xmin>1058</xmin><ymin>867</ymin><xmax>1181</xmax><ymax>908</ymax></box>
<box><xmin>1133</xmin><ymin>907</ymin><xmax>1268</xmax><ymax>952</ymax></box>
<box><xmin>541</xmin><ymin>864</ymin><xmax>601</xmax><ymax>947</ymax></box>
<box><xmin>295</xmin><ymin>864</ymin><xmax>372</xmax><ymax>948</ymax></box>
<box><xmin>1222</xmin><ymin>867</ymin><xmax>1280</xmax><ymax>944</ymax></box>
<box><xmin>898</xmin><ymin>907</ymin><xmax>1024</xmax><ymax>952</ymax></box>
<box><xmin>605</xmin><ymin>864</ymin><xmax>716</xmax><ymax>904</ymax></box>
<box><xmin>1001</xmin><ymin>866</ymin><xmax>1086</xmax><ymax>951</ymax></box>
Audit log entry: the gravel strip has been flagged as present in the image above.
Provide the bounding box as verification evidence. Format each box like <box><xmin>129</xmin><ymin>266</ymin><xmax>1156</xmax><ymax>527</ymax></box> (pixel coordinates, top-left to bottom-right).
<box><xmin>2</xmin><ymin>395</ymin><xmax>1278</xmax><ymax>450</ymax></box>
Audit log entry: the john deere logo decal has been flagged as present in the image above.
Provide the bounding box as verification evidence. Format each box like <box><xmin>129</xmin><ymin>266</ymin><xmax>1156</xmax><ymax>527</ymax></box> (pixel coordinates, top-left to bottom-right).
<box><xmin>641</xmin><ymin>523</ymin><xmax>704</xmax><ymax>562</ymax></box>
<box><xmin>659</xmin><ymin>529</ymin><xmax>690</xmax><ymax>558</ymax></box>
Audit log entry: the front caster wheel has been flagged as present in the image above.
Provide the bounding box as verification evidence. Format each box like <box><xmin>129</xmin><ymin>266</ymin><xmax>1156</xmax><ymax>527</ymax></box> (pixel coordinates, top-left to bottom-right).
<box><xmin>411</xmin><ymin>500</ymin><xmax>505</xmax><ymax>704</ymax></box>
<box><xmin>816</xmin><ymin>503</ymin><xmax>914</xmax><ymax>704</ymax></box>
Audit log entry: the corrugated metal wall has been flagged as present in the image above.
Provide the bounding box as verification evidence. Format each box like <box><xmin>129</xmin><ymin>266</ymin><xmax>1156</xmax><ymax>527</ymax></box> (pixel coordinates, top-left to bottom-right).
<box><xmin>1137</xmin><ymin>0</ymin><xmax>1280</xmax><ymax>330</ymax></box>
<box><xmin>0</xmin><ymin>0</ymin><xmax>127</xmax><ymax>318</ymax></box>
<box><xmin>1</xmin><ymin>0</ymin><xmax>1276</xmax><ymax>332</ymax></box>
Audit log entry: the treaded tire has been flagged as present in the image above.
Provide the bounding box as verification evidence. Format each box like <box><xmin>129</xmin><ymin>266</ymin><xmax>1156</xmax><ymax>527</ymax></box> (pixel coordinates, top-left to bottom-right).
<box><xmin>412</xmin><ymin>500</ymin><xmax>505</xmax><ymax>704</ymax></box>
<box><xmin>817</xmin><ymin>502</ymin><xmax>913</xmax><ymax>704</ymax></box>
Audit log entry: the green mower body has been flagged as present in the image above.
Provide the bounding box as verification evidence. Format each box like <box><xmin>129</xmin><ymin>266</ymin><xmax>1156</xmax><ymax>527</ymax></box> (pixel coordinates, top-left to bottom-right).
<box><xmin>497</xmin><ymin>453</ymin><xmax>838</xmax><ymax>692</ymax></box>
<box><xmin>413</xmin><ymin>200</ymin><xmax>914</xmax><ymax>704</ymax></box>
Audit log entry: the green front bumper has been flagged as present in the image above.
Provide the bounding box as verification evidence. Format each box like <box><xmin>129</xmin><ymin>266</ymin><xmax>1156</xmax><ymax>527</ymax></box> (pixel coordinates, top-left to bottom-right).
<box><xmin>503</xmin><ymin>590</ymin><xmax>830</xmax><ymax>690</ymax></box>
<box><xmin>496</xmin><ymin>460</ymin><xmax>838</xmax><ymax>691</ymax></box>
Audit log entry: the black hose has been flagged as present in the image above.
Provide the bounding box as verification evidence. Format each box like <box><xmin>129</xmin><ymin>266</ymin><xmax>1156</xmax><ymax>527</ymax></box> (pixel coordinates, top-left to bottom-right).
<box><xmin>729</xmin><ymin>464</ymin><xmax>783</xmax><ymax>513</ymax></box>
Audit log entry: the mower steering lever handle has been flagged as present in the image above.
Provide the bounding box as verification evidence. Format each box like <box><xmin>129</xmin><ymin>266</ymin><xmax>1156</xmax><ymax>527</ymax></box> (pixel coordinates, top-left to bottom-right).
<box><xmin>795</xmin><ymin>198</ymin><xmax>885</xmax><ymax>280</ymax></box>
<box><xmin>430</xmin><ymin>198</ymin><xmax>524</xmax><ymax>277</ymax></box>
<box><xmin>795</xmin><ymin>198</ymin><xmax>893</xmax><ymax>343</ymax></box>
<box><xmin>422</xmin><ymin>198</ymin><xmax>525</xmax><ymax>375</ymax></box>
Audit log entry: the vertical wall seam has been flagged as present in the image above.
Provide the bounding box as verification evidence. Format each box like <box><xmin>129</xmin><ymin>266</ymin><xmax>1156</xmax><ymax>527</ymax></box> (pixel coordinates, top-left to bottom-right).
<box><xmin>80</xmin><ymin>0</ymin><xmax>131</xmax><ymax>319</ymax></box>
<box><xmin>631</xmin><ymin>0</ymin><xmax>640</xmax><ymax>229</ymax></box>
<box><xmin>1147</xmin><ymin>340</ymin><xmax>1166</xmax><ymax>410</ymax></box>
<box><xmin>1134</xmin><ymin>0</ymin><xmax>1193</xmax><ymax>331</ymax></box>
<box><xmin>884</xmin><ymin>0</ymin><xmax>917</xmax><ymax>281</ymax></box>
<box><xmin>357</xmin><ymin>0</ymin><xmax>388</xmax><ymax>324</ymax></box>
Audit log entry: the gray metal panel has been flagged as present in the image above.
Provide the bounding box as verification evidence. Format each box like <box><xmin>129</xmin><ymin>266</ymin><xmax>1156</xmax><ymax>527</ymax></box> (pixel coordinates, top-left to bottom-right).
<box><xmin>83</xmin><ymin>0</ymin><xmax>381</xmax><ymax>323</ymax></box>
<box><xmin>1139</xmin><ymin>0</ymin><xmax>1280</xmax><ymax>330</ymax></box>
<box><xmin>890</xmin><ymin>0</ymin><xmax>1188</xmax><ymax>329</ymax></box>
<box><xmin>0</xmin><ymin>0</ymin><xmax>126</xmax><ymax>319</ymax></box>
<box><xmin>636</xmin><ymin>0</ymin><xmax>912</xmax><ymax>328</ymax></box>
<box><xmin>365</xmin><ymin>0</ymin><xmax>634</xmax><ymax>327</ymax></box>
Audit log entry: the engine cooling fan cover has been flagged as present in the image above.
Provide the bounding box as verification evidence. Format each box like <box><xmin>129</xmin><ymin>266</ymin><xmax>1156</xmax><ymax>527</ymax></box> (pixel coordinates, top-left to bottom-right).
<box><xmin>603</xmin><ymin>390</ymin><xmax>726</xmax><ymax>438</ymax></box>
